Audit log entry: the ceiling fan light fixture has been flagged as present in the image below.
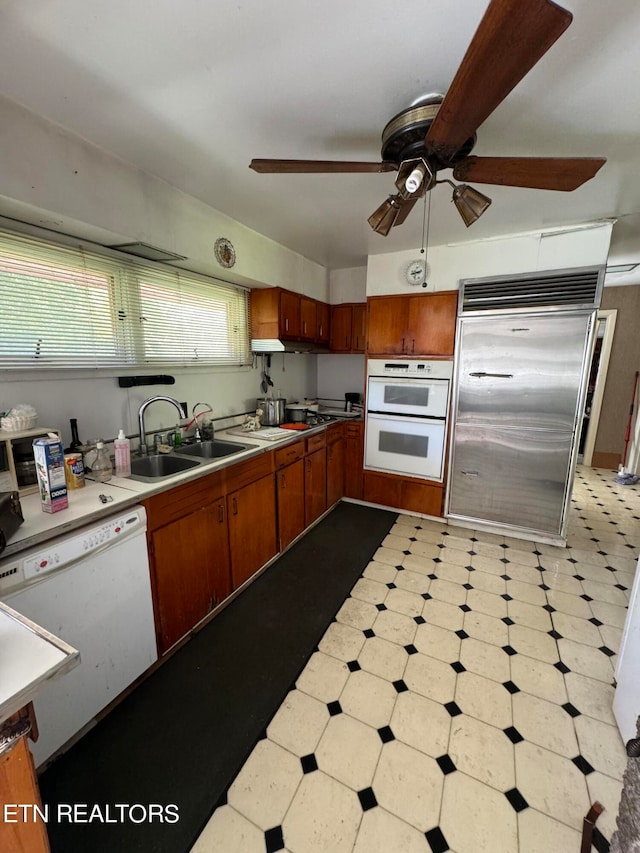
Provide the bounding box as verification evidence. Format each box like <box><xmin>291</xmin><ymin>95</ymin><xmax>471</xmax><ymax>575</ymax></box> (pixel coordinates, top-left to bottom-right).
<box><xmin>395</xmin><ymin>158</ymin><xmax>435</xmax><ymax>199</ymax></box>
<box><xmin>451</xmin><ymin>183</ymin><xmax>492</xmax><ymax>226</ymax></box>
<box><xmin>368</xmin><ymin>195</ymin><xmax>403</xmax><ymax>236</ymax></box>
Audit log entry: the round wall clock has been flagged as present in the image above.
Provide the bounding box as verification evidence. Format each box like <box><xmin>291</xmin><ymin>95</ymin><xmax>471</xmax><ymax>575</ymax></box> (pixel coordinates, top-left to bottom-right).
<box><xmin>405</xmin><ymin>258</ymin><xmax>429</xmax><ymax>286</ymax></box>
<box><xmin>214</xmin><ymin>237</ymin><xmax>236</xmax><ymax>269</ymax></box>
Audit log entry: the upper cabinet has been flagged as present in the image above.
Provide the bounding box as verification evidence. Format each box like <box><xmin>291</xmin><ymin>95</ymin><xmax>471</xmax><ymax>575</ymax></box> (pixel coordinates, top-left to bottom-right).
<box><xmin>250</xmin><ymin>287</ymin><xmax>330</xmax><ymax>346</ymax></box>
<box><xmin>329</xmin><ymin>303</ymin><xmax>367</xmax><ymax>353</ymax></box>
<box><xmin>366</xmin><ymin>291</ymin><xmax>458</xmax><ymax>357</ymax></box>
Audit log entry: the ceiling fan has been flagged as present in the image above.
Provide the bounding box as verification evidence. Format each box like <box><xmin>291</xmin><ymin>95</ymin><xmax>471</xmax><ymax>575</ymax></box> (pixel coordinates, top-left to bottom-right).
<box><xmin>249</xmin><ymin>0</ymin><xmax>606</xmax><ymax>235</ymax></box>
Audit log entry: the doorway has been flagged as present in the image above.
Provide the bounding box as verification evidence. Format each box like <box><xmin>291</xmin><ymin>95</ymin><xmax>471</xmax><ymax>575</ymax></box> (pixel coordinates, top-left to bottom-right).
<box><xmin>580</xmin><ymin>308</ymin><xmax>617</xmax><ymax>466</ymax></box>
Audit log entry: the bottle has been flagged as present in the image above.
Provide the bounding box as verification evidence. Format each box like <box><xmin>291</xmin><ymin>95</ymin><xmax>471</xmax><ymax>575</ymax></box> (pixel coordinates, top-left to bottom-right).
<box><xmin>92</xmin><ymin>441</ymin><xmax>112</xmax><ymax>482</ymax></box>
<box><xmin>114</xmin><ymin>429</ymin><xmax>131</xmax><ymax>477</ymax></box>
<box><xmin>66</xmin><ymin>418</ymin><xmax>83</xmax><ymax>453</ymax></box>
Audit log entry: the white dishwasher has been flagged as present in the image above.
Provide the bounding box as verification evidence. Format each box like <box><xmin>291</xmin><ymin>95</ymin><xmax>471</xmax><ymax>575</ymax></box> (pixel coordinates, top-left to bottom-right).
<box><xmin>0</xmin><ymin>505</ymin><xmax>157</xmax><ymax>767</ymax></box>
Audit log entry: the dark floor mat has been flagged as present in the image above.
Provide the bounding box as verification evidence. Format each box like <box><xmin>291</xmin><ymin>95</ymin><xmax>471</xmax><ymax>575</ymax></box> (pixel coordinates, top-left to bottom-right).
<box><xmin>39</xmin><ymin>501</ymin><xmax>396</xmax><ymax>853</ymax></box>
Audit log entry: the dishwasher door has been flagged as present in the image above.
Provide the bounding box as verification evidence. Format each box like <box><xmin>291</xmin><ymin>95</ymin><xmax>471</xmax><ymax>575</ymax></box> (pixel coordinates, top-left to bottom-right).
<box><xmin>2</xmin><ymin>507</ymin><xmax>157</xmax><ymax>767</ymax></box>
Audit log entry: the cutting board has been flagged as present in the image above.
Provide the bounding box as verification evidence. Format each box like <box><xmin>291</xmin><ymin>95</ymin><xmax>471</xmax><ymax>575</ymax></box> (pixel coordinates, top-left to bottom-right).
<box><xmin>225</xmin><ymin>426</ymin><xmax>294</xmax><ymax>442</ymax></box>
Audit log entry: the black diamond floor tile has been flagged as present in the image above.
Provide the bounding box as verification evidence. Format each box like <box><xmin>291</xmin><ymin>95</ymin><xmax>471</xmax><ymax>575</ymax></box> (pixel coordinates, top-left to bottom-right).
<box><xmin>451</xmin><ymin>661</ymin><xmax>466</xmax><ymax>674</ymax></box>
<box><xmin>300</xmin><ymin>753</ymin><xmax>318</xmax><ymax>774</ymax></box>
<box><xmin>503</xmin><ymin>680</ymin><xmax>520</xmax><ymax>694</ymax></box>
<box><xmin>357</xmin><ymin>787</ymin><xmax>378</xmax><ymax>811</ymax></box>
<box><xmin>363</xmin><ymin>628</ymin><xmax>376</xmax><ymax>638</ymax></box>
<box><xmin>562</xmin><ymin>702</ymin><xmax>581</xmax><ymax>718</ymax></box>
<box><xmin>265</xmin><ymin>825</ymin><xmax>285</xmax><ymax>853</ymax></box>
<box><xmin>327</xmin><ymin>700</ymin><xmax>343</xmax><ymax>716</ymax></box>
<box><xmin>347</xmin><ymin>660</ymin><xmax>361</xmax><ymax>672</ymax></box>
<box><xmin>572</xmin><ymin>755</ymin><xmax>596</xmax><ymax>775</ymax></box>
<box><xmin>436</xmin><ymin>754</ymin><xmax>457</xmax><ymax>775</ymax></box>
<box><xmin>505</xmin><ymin>787</ymin><xmax>529</xmax><ymax>812</ymax></box>
<box><xmin>555</xmin><ymin>661</ymin><xmax>571</xmax><ymax>674</ymax></box>
<box><xmin>393</xmin><ymin>679</ymin><xmax>409</xmax><ymax>693</ymax></box>
<box><xmin>378</xmin><ymin>725</ymin><xmax>395</xmax><ymax>743</ymax></box>
<box><xmin>444</xmin><ymin>701</ymin><xmax>462</xmax><ymax>717</ymax></box>
<box><xmin>504</xmin><ymin>726</ymin><xmax>524</xmax><ymax>744</ymax></box>
<box><xmin>502</xmin><ymin>645</ymin><xmax>517</xmax><ymax>656</ymax></box>
<box><xmin>425</xmin><ymin>826</ymin><xmax>450</xmax><ymax>853</ymax></box>
<box><xmin>404</xmin><ymin>644</ymin><xmax>418</xmax><ymax>655</ymax></box>
<box><xmin>414</xmin><ymin>615</ymin><xmax>426</xmax><ymax>624</ymax></box>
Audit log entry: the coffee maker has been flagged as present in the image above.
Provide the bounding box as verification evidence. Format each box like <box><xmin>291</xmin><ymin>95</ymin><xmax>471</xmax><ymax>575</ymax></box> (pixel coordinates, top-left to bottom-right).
<box><xmin>344</xmin><ymin>392</ymin><xmax>360</xmax><ymax>413</ymax></box>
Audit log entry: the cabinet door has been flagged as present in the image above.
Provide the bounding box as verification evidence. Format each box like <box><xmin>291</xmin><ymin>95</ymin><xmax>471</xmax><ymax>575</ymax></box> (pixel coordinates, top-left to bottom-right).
<box><xmin>316</xmin><ymin>301</ymin><xmax>330</xmax><ymax>344</ymax></box>
<box><xmin>300</xmin><ymin>297</ymin><xmax>317</xmax><ymax>341</ymax></box>
<box><xmin>351</xmin><ymin>304</ymin><xmax>367</xmax><ymax>352</ymax></box>
<box><xmin>366</xmin><ymin>297</ymin><xmax>409</xmax><ymax>354</ymax></box>
<box><xmin>330</xmin><ymin>305</ymin><xmax>353</xmax><ymax>352</ymax></box>
<box><xmin>279</xmin><ymin>290</ymin><xmax>301</xmax><ymax>339</ymax></box>
<box><xmin>407</xmin><ymin>292</ymin><xmax>458</xmax><ymax>355</ymax></box>
<box><xmin>344</xmin><ymin>422</ymin><xmax>364</xmax><ymax>499</ymax></box>
<box><xmin>151</xmin><ymin>505</ymin><xmax>222</xmax><ymax>654</ymax></box>
<box><xmin>305</xmin><ymin>447</ymin><xmax>327</xmax><ymax>526</ymax></box>
<box><xmin>277</xmin><ymin>458</ymin><xmax>305</xmax><ymax>550</ymax></box>
<box><xmin>228</xmin><ymin>473</ymin><xmax>277</xmax><ymax>589</ymax></box>
<box><xmin>0</xmin><ymin>731</ymin><xmax>49</xmax><ymax>853</ymax></box>
<box><xmin>326</xmin><ymin>437</ymin><xmax>344</xmax><ymax>507</ymax></box>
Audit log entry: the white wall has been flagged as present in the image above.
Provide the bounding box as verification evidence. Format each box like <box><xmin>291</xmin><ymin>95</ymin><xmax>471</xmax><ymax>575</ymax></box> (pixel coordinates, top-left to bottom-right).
<box><xmin>0</xmin><ymin>353</ymin><xmax>317</xmax><ymax>449</ymax></box>
<box><xmin>329</xmin><ymin>267</ymin><xmax>367</xmax><ymax>304</ymax></box>
<box><xmin>0</xmin><ymin>94</ymin><xmax>328</xmax><ymax>298</ymax></box>
<box><xmin>366</xmin><ymin>223</ymin><xmax>614</xmax><ymax>296</ymax></box>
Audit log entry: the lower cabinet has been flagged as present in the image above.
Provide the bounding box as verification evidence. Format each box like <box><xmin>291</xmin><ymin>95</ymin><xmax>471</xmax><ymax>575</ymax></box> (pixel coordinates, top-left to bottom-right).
<box><xmin>344</xmin><ymin>422</ymin><xmax>364</xmax><ymax>499</ymax></box>
<box><xmin>149</xmin><ymin>495</ymin><xmax>230</xmax><ymax>655</ymax></box>
<box><xmin>363</xmin><ymin>470</ymin><xmax>444</xmax><ymax>517</ymax></box>
<box><xmin>228</xmin><ymin>472</ymin><xmax>278</xmax><ymax>589</ymax></box>
<box><xmin>276</xmin><ymin>458</ymin><xmax>306</xmax><ymax>550</ymax></box>
<box><xmin>326</xmin><ymin>424</ymin><xmax>345</xmax><ymax>508</ymax></box>
<box><xmin>305</xmin><ymin>447</ymin><xmax>327</xmax><ymax>526</ymax></box>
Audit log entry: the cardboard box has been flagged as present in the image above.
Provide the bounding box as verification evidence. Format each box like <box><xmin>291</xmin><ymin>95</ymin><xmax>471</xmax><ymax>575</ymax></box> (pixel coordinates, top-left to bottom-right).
<box><xmin>33</xmin><ymin>436</ymin><xmax>69</xmax><ymax>513</ymax></box>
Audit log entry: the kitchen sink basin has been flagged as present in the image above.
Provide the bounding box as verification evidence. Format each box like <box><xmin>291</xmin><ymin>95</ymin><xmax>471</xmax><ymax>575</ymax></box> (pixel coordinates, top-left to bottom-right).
<box><xmin>130</xmin><ymin>454</ymin><xmax>200</xmax><ymax>480</ymax></box>
<box><xmin>175</xmin><ymin>439</ymin><xmax>252</xmax><ymax>459</ymax></box>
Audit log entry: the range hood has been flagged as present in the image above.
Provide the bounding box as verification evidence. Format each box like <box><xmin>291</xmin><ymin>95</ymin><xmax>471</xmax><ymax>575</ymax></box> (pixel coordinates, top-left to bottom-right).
<box><xmin>251</xmin><ymin>338</ymin><xmax>330</xmax><ymax>354</ymax></box>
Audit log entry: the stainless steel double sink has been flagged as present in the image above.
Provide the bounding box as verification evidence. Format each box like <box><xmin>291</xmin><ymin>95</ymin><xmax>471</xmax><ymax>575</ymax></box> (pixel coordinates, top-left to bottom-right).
<box><xmin>129</xmin><ymin>439</ymin><xmax>255</xmax><ymax>482</ymax></box>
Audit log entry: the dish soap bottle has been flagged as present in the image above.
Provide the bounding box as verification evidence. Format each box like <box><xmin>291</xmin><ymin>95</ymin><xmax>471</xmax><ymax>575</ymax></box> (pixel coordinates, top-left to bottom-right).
<box><xmin>92</xmin><ymin>441</ymin><xmax>112</xmax><ymax>482</ymax></box>
<box><xmin>114</xmin><ymin>429</ymin><xmax>131</xmax><ymax>477</ymax></box>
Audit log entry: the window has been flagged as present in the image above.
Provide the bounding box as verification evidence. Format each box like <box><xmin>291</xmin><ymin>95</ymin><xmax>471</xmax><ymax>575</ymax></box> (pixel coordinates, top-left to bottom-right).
<box><xmin>0</xmin><ymin>230</ymin><xmax>250</xmax><ymax>370</ymax></box>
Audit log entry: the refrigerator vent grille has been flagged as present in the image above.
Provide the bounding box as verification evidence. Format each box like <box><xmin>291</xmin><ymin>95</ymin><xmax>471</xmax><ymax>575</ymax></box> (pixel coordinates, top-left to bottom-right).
<box><xmin>461</xmin><ymin>268</ymin><xmax>602</xmax><ymax>312</ymax></box>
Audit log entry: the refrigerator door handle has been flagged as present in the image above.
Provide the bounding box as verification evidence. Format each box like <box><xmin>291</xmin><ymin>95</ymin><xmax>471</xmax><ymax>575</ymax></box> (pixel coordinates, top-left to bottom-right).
<box><xmin>468</xmin><ymin>371</ymin><xmax>514</xmax><ymax>379</ymax></box>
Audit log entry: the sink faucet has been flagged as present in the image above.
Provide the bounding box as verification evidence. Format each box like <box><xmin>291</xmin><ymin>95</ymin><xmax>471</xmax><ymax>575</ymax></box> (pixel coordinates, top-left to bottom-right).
<box><xmin>192</xmin><ymin>402</ymin><xmax>213</xmax><ymax>442</ymax></box>
<box><xmin>137</xmin><ymin>396</ymin><xmax>187</xmax><ymax>455</ymax></box>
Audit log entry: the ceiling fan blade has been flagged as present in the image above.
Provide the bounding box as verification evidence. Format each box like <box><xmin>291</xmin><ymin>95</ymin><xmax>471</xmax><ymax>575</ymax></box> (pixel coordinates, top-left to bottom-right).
<box><xmin>425</xmin><ymin>0</ymin><xmax>572</xmax><ymax>162</ymax></box>
<box><xmin>453</xmin><ymin>156</ymin><xmax>606</xmax><ymax>191</ymax></box>
<box><xmin>250</xmin><ymin>159</ymin><xmax>397</xmax><ymax>174</ymax></box>
<box><xmin>393</xmin><ymin>196</ymin><xmax>420</xmax><ymax>227</ymax></box>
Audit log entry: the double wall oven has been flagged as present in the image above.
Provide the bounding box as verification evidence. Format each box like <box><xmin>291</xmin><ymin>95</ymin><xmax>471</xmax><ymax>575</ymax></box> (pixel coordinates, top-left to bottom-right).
<box><xmin>365</xmin><ymin>359</ymin><xmax>453</xmax><ymax>482</ymax></box>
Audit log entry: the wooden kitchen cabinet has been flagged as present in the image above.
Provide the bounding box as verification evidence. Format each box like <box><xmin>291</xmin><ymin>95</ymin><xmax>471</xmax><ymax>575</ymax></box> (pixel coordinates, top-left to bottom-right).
<box><xmin>326</xmin><ymin>422</ymin><xmax>344</xmax><ymax>507</ymax></box>
<box><xmin>330</xmin><ymin>304</ymin><xmax>353</xmax><ymax>352</ymax></box>
<box><xmin>366</xmin><ymin>291</ymin><xmax>458</xmax><ymax>356</ymax></box>
<box><xmin>344</xmin><ymin>421</ymin><xmax>364</xmax><ymax>499</ymax></box>
<box><xmin>351</xmin><ymin>304</ymin><xmax>367</xmax><ymax>352</ymax></box>
<box><xmin>305</xmin><ymin>447</ymin><xmax>327</xmax><ymax>526</ymax></box>
<box><xmin>276</xmin><ymin>458</ymin><xmax>306</xmax><ymax>550</ymax></box>
<box><xmin>316</xmin><ymin>300</ymin><xmax>330</xmax><ymax>344</ymax></box>
<box><xmin>150</xmin><ymin>498</ymin><xmax>230</xmax><ymax>654</ymax></box>
<box><xmin>279</xmin><ymin>289</ymin><xmax>301</xmax><ymax>338</ymax></box>
<box><xmin>300</xmin><ymin>296</ymin><xmax>317</xmax><ymax>341</ymax></box>
<box><xmin>228</xmin><ymin>472</ymin><xmax>278</xmax><ymax>589</ymax></box>
<box><xmin>363</xmin><ymin>470</ymin><xmax>444</xmax><ymax>517</ymax></box>
<box><xmin>144</xmin><ymin>469</ymin><xmax>230</xmax><ymax>655</ymax></box>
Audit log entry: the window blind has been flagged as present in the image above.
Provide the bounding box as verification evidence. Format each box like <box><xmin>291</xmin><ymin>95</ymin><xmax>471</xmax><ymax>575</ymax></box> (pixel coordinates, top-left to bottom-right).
<box><xmin>0</xmin><ymin>230</ymin><xmax>250</xmax><ymax>370</ymax></box>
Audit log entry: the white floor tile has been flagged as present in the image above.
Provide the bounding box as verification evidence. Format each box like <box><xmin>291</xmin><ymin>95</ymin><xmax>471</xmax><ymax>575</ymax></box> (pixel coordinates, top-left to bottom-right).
<box><xmin>191</xmin><ymin>805</ymin><xmax>266</xmax><ymax>853</ymax></box>
<box><xmin>455</xmin><ymin>670</ymin><xmax>513</xmax><ymax>729</ymax></box>
<box><xmin>403</xmin><ymin>652</ymin><xmax>457</xmax><ymax>704</ymax></box>
<box><xmin>517</xmin><ymin>807</ymin><xmax>582</xmax><ymax>853</ymax></box>
<box><xmin>315</xmin><ymin>714</ymin><xmax>381</xmax><ymax>790</ymax></box>
<box><xmin>574</xmin><ymin>714</ymin><xmax>627</xmax><ymax>780</ymax></box>
<box><xmin>390</xmin><ymin>690</ymin><xmax>451</xmax><ymax>758</ymax></box>
<box><xmin>352</xmin><ymin>807</ymin><xmax>431</xmax><ymax>853</ymax></box>
<box><xmin>282</xmin><ymin>772</ymin><xmax>361</xmax><ymax>853</ymax></box>
<box><xmin>296</xmin><ymin>652</ymin><xmax>350</xmax><ymax>703</ymax></box>
<box><xmin>512</xmin><ymin>692</ymin><xmax>579</xmax><ymax>757</ymax></box>
<box><xmin>440</xmin><ymin>771</ymin><xmax>518</xmax><ymax>853</ymax></box>
<box><xmin>358</xmin><ymin>635</ymin><xmax>408</xmax><ymax>682</ymax></box>
<box><xmin>373</xmin><ymin>740</ymin><xmax>443</xmax><ymax>832</ymax></box>
<box><xmin>339</xmin><ymin>668</ymin><xmax>398</xmax><ymax>729</ymax></box>
<box><xmin>267</xmin><ymin>689</ymin><xmax>329</xmax><ymax>756</ymax></box>
<box><xmin>449</xmin><ymin>714</ymin><xmax>515</xmax><ymax>790</ymax></box>
<box><xmin>515</xmin><ymin>741</ymin><xmax>590</xmax><ymax>830</ymax></box>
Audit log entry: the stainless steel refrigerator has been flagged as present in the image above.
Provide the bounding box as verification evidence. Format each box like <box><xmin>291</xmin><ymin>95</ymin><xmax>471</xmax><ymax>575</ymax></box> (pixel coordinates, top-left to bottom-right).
<box><xmin>447</xmin><ymin>268</ymin><xmax>603</xmax><ymax>543</ymax></box>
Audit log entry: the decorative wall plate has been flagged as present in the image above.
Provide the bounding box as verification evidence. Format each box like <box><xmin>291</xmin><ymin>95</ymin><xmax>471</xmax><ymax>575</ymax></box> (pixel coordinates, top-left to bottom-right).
<box><xmin>214</xmin><ymin>237</ymin><xmax>236</xmax><ymax>268</ymax></box>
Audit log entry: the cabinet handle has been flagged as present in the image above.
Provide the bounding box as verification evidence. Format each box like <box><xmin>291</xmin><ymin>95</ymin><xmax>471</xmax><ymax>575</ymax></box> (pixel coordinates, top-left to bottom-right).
<box><xmin>306</xmin><ymin>458</ymin><xmax>311</xmax><ymax>472</ymax></box>
<box><xmin>319</xmin><ymin>324</ymin><xmax>323</xmax><ymax>337</ymax></box>
<box><xmin>411</xmin><ymin>339</ymin><xmax>415</xmax><ymax>353</ymax></box>
<box><xmin>281</xmin><ymin>473</ymin><xmax>286</xmax><ymax>488</ymax></box>
<box><xmin>218</xmin><ymin>503</ymin><xmax>224</xmax><ymax>523</ymax></box>
<box><xmin>303</xmin><ymin>321</ymin><xmax>307</xmax><ymax>334</ymax></box>
<box><xmin>285</xmin><ymin>317</ymin><xmax>289</xmax><ymax>331</ymax></box>
<box><xmin>345</xmin><ymin>336</ymin><xmax>349</xmax><ymax>348</ymax></box>
<box><xmin>232</xmin><ymin>496</ymin><xmax>238</xmax><ymax>515</ymax></box>
<box><xmin>402</xmin><ymin>337</ymin><xmax>405</xmax><ymax>352</ymax></box>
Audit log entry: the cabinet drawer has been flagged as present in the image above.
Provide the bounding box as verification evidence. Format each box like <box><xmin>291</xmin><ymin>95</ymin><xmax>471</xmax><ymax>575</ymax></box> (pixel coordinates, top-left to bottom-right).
<box><xmin>225</xmin><ymin>450</ymin><xmax>274</xmax><ymax>493</ymax></box>
<box><xmin>275</xmin><ymin>439</ymin><xmax>305</xmax><ymax>468</ymax></box>
<box><xmin>345</xmin><ymin>422</ymin><xmax>363</xmax><ymax>438</ymax></box>
<box><xmin>306</xmin><ymin>432</ymin><xmax>326</xmax><ymax>453</ymax></box>
<box><xmin>143</xmin><ymin>468</ymin><xmax>226</xmax><ymax>531</ymax></box>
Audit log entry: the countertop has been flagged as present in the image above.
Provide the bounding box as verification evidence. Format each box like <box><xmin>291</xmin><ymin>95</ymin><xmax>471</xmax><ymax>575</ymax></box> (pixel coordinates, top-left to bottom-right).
<box><xmin>0</xmin><ymin>601</ymin><xmax>79</xmax><ymax>725</ymax></box>
<box><xmin>1</xmin><ymin>418</ymin><xmax>359</xmax><ymax>560</ymax></box>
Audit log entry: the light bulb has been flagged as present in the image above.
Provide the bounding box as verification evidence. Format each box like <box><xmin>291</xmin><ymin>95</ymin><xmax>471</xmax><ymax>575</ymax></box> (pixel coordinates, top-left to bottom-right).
<box><xmin>405</xmin><ymin>166</ymin><xmax>425</xmax><ymax>194</ymax></box>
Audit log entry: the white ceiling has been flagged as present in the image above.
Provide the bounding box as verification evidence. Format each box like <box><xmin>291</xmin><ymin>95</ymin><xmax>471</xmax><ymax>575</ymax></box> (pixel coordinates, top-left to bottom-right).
<box><xmin>1</xmin><ymin>0</ymin><xmax>640</xmax><ymax>273</ymax></box>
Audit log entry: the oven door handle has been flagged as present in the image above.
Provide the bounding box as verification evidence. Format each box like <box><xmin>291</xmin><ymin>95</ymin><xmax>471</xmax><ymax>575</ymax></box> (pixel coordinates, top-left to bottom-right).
<box><xmin>367</xmin><ymin>410</ymin><xmax>446</xmax><ymax>423</ymax></box>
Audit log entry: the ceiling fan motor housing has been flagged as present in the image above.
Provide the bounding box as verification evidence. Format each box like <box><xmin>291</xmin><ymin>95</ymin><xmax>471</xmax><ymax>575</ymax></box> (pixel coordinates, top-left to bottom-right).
<box><xmin>381</xmin><ymin>99</ymin><xmax>476</xmax><ymax>172</ymax></box>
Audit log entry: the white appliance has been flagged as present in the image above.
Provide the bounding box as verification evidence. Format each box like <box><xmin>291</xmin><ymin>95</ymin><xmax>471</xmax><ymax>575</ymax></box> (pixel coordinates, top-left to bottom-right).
<box><xmin>614</xmin><ymin>554</ymin><xmax>640</xmax><ymax>743</ymax></box>
<box><xmin>365</xmin><ymin>359</ymin><xmax>453</xmax><ymax>482</ymax></box>
<box><xmin>0</xmin><ymin>506</ymin><xmax>157</xmax><ymax>767</ymax></box>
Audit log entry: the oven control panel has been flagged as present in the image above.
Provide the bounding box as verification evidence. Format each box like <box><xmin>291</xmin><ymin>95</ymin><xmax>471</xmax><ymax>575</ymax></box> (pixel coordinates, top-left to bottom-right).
<box><xmin>367</xmin><ymin>359</ymin><xmax>453</xmax><ymax>379</ymax></box>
